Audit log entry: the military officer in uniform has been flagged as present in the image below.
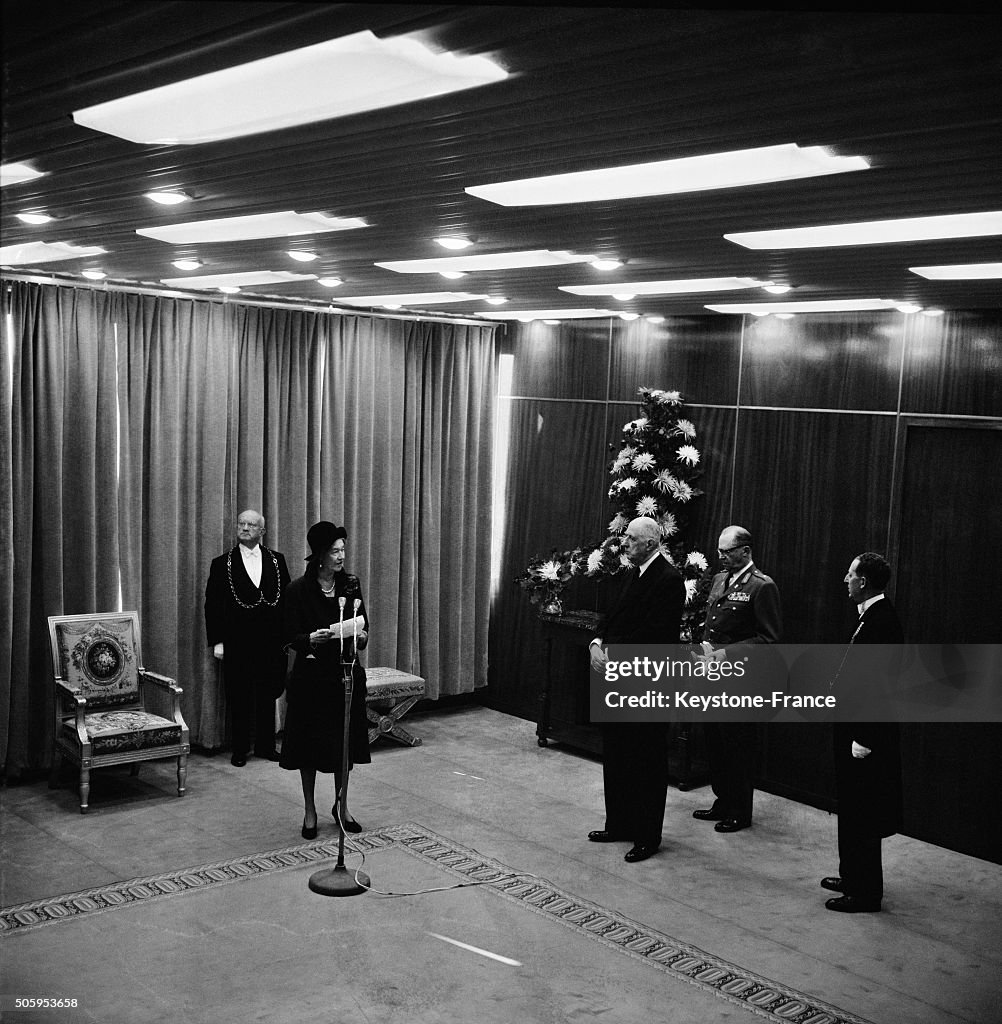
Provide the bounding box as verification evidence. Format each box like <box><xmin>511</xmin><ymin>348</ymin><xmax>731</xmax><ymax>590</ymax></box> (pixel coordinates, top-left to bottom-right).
<box><xmin>692</xmin><ymin>525</ymin><xmax>781</xmax><ymax>832</ymax></box>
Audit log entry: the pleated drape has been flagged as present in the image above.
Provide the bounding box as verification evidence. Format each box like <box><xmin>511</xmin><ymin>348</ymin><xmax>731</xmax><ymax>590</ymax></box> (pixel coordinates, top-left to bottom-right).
<box><xmin>2</xmin><ymin>279</ymin><xmax>496</xmax><ymax>769</ymax></box>
<box><xmin>3</xmin><ymin>283</ymin><xmax>121</xmax><ymax>769</ymax></box>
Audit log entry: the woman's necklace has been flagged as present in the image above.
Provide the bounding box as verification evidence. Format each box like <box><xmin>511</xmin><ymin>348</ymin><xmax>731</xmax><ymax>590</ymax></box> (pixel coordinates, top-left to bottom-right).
<box><xmin>318</xmin><ymin>574</ymin><xmax>336</xmax><ymax>597</ymax></box>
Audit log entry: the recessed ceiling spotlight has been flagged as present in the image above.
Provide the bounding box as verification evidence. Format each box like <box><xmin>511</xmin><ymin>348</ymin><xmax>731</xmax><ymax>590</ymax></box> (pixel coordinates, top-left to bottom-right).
<box><xmin>774</xmin><ymin>312</ymin><xmax>795</xmax><ymax>319</ymax></box>
<box><xmin>612</xmin><ymin>293</ymin><xmax>636</xmax><ymax>301</ymax></box>
<box><xmin>619</xmin><ymin>312</ymin><xmax>640</xmax><ymax>321</ymax></box>
<box><xmin>383</xmin><ymin>303</ymin><xmax>403</xmax><ymax>310</ymax></box>
<box><xmin>763</xmin><ymin>283</ymin><xmax>792</xmax><ymax>294</ymax></box>
<box><xmin>921</xmin><ymin>308</ymin><xmax>945</xmax><ymax>317</ymax></box>
<box><xmin>81</xmin><ymin>269</ymin><xmax>107</xmax><ymax>279</ymax></box>
<box><xmin>440</xmin><ymin>271</ymin><xmax>466</xmax><ymax>279</ymax></box>
<box><xmin>145</xmin><ymin>190</ymin><xmax>191</xmax><ymax>205</ymax></box>
<box><xmin>287</xmin><ymin>250</ymin><xmax>318</xmax><ymax>262</ymax></box>
<box><xmin>16</xmin><ymin>211</ymin><xmax>54</xmax><ymax>225</ymax></box>
<box><xmin>317</xmin><ymin>276</ymin><xmax>343</xmax><ymax>287</ymax></box>
<box><xmin>591</xmin><ymin>259</ymin><xmax>623</xmax><ymax>271</ymax></box>
<box><xmin>218</xmin><ymin>286</ymin><xmax>240</xmax><ymax>294</ymax></box>
<box><xmin>171</xmin><ymin>258</ymin><xmax>202</xmax><ymax>270</ymax></box>
<box><xmin>646</xmin><ymin>315</ymin><xmax>665</xmax><ymax>324</ymax></box>
<box><xmin>485</xmin><ymin>296</ymin><xmax>507</xmax><ymax>305</ymax></box>
<box><xmin>896</xmin><ymin>303</ymin><xmax>922</xmax><ymax>314</ymax></box>
<box><xmin>543</xmin><ymin>319</ymin><xmax>561</xmax><ymax>325</ymax></box>
<box><xmin>435</xmin><ymin>236</ymin><xmax>474</xmax><ymax>250</ymax></box>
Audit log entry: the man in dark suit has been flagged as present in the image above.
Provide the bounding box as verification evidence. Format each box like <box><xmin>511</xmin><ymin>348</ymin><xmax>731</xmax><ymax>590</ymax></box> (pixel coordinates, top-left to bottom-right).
<box><xmin>587</xmin><ymin>516</ymin><xmax>684</xmax><ymax>863</ymax></box>
<box><xmin>693</xmin><ymin>525</ymin><xmax>781</xmax><ymax>833</ymax></box>
<box><xmin>822</xmin><ymin>552</ymin><xmax>904</xmax><ymax>913</ymax></box>
<box><xmin>205</xmin><ymin>510</ymin><xmax>291</xmax><ymax>766</ymax></box>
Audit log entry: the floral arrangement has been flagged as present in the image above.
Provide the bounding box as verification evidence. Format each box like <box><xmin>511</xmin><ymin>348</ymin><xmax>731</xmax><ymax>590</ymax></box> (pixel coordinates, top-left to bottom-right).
<box><xmin>516</xmin><ymin>386</ymin><xmax>714</xmax><ymax>637</ymax></box>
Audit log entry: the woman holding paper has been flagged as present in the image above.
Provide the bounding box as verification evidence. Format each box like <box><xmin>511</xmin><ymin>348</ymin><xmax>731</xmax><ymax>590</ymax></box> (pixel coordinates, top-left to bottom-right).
<box><xmin>280</xmin><ymin>521</ymin><xmax>370</xmax><ymax>839</ymax></box>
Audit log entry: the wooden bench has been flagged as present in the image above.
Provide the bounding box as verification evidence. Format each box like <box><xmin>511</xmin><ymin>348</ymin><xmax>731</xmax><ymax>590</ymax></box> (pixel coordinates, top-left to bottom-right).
<box><xmin>364</xmin><ymin>667</ymin><xmax>426</xmax><ymax>747</ymax></box>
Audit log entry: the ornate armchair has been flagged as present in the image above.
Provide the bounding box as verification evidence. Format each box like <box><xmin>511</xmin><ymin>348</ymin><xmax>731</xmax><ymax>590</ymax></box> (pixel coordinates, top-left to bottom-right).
<box><xmin>47</xmin><ymin>611</ymin><xmax>189</xmax><ymax>812</ymax></box>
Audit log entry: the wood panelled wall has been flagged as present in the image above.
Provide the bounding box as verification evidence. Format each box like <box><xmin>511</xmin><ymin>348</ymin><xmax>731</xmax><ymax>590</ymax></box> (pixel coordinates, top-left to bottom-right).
<box><xmin>487</xmin><ymin>310</ymin><xmax>1002</xmax><ymax>863</ymax></box>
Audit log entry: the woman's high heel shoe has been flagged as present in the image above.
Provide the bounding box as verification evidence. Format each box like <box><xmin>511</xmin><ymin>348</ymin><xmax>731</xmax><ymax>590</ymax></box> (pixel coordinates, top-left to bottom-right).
<box><xmin>301</xmin><ymin>819</ymin><xmax>318</xmax><ymax>840</ymax></box>
<box><xmin>332</xmin><ymin>806</ymin><xmax>363</xmax><ymax>833</ymax></box>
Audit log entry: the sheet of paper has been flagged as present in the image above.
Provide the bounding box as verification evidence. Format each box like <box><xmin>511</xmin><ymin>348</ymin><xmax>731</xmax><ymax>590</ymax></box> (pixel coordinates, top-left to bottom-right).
<box><xmin>328</xmin><ymin>615</ymin><xmax>365</xmax><ymax>638</ymax></box>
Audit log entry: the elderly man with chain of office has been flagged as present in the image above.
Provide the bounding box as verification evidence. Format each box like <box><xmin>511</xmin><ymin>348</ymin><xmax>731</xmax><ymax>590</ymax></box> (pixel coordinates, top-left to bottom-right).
<box><xmin>205</xmin><ymin>510</ymin><xmax>291</xmax><ymax>766</ymax></box>
<box><xmin>692</xmin><ymin>525</ymin><xmax>782</xmax><ymax>833</ymax></box>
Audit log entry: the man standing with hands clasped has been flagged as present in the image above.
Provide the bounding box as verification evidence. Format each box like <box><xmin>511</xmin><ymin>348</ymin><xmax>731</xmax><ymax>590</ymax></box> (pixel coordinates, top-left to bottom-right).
<box><xmin>822</xmin><ymin>552</ymin><xmax>904</xmax><ymax>913</ymax></box>
<box><xmin>205</xmin><ymin>510</ymin><xmax>291</xmax><ymax>766</ymax></box>
<box><xmin>587</xmin><ymin>516</ymin><xmax>684</xmax><ymax>863</ymax></box>
<box><xmin>693</xmin><ymin>525</ymin><xmax>781</xmax><ymax>834</ymax></box>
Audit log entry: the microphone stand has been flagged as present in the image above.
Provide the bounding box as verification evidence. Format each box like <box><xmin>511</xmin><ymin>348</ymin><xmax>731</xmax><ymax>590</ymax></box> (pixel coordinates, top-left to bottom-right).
<box><xmin>309</xmin><ymin>596</ymin><xmax>370</xmax><ymax>897</ymax></box>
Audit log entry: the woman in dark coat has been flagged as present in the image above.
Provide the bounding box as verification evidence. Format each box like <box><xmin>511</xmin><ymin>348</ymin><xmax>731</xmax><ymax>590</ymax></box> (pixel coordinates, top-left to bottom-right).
<box><xmin>281</xmin><ymin>521</ymin><xmax>370</xmax><ymax>839</ymax></box>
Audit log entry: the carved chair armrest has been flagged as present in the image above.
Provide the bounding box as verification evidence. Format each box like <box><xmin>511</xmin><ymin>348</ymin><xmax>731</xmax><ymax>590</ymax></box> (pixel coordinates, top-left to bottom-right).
<box><xmin>139</xmin><ymin>669</ymin><xmax>186</xmax><ymax>727</ymax></box>
<box><xmin>55</xmin><ymin>677</ymin><xmax>90</xmax><ymax>748</ymax></box>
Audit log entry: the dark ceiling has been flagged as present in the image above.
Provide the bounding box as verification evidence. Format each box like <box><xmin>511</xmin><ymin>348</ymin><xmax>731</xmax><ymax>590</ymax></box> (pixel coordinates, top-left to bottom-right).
<box><xmin>3</xmin><ymin>3</ymin><xmax>1001</xmax><ymax>320</ymax></box>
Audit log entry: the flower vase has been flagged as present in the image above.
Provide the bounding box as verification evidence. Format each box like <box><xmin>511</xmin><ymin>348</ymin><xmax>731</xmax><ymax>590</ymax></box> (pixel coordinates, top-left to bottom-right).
<box><xmin>541</xmin><ymin>591</ymin><xmax>563</xmax><ymax>616</ymax></box>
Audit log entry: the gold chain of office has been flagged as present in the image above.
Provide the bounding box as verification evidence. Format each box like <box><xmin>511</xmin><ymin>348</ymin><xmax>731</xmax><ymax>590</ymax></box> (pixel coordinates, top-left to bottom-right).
<box><xmin>226</xmin><ymin>547</ymin><xmax>282</xmax><ymax>609</ymax></box>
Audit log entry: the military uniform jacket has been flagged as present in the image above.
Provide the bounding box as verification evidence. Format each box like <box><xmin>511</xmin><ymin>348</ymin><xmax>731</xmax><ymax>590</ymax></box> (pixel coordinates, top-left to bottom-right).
<box><xmin>702</xmin><ymin>563</ymin><xmax>782</xmax><ymax>652</ymax></box>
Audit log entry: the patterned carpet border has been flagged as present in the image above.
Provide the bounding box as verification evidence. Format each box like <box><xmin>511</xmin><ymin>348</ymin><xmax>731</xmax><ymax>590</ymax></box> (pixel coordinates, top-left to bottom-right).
<box><xmin>1</xmin><ymin>822</ymin><xmax>870</xmax><ymax>1024</ymax></box>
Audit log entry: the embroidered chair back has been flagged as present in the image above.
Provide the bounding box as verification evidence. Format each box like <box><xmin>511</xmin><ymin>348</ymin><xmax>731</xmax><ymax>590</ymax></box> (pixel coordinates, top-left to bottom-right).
<box><xmin>48</xmin><ymin>612</ymin><xmax>142</xmax><ymax>709</ymax></box>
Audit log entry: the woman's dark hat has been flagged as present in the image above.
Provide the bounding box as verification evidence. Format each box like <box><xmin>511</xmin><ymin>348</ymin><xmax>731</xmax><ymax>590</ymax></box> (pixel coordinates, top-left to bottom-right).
<box><xmin>304</xmin><ymin>521</ymin><xmax>347</xmax><ymax>561</ymax></box>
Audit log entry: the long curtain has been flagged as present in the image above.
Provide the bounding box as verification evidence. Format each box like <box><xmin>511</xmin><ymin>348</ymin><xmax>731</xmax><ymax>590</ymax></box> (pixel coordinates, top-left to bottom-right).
<box><xmin>2</xmin><ymin>279</ymin><xmax>496</xmax><ymax>770</ymax></box>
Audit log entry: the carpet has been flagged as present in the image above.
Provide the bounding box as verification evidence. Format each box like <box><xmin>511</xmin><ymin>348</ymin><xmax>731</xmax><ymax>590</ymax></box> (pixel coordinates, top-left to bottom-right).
<box><xmin>2</xmin><ymin>822</ymin><xmax>870</xmax><ymax>1024</ymax></box>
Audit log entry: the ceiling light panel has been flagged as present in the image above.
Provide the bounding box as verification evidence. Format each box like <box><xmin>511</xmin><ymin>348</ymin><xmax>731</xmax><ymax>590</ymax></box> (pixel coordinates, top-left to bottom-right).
<box><xmin>1</xmin><ymin>163</ymin><xmax>46</xmax><ymax>187</ymax></box>
<box><xmin>465</xmin><ymin>144</ymin><xmax>868</xmax><ymax>207</ymax></box>
<box><xmin>137</xmin><ymin>211</ymin><xmax>367</xmax><ymax>243</ymax></box>
<box><xmin>705</xmin><ymin>299</ymin><xmax>902</xmax><ymax>314</ymax></box>
<box><xmin>159</xmin><ymin>270</ymin><xmax>318</xmax><ymax>289</ymax></box>
<box><xmin>909</xmin><ymin>262</ymin><xmax>1002</xmax><ymax>280</ymax></box>
<box><xmin>71</xmin><ymin>30</ymin><xmax>507</xmax><ymax>145</ymax></box>
<box><xmin>376</xmin><ymin>250</ymin><xmax>595</xmax><ymax>273</ymax></box>
<box><xmin>726</xmin><ymin>211</ymin><xmax>1002</xmax><ymax>249</ymax></box>
<box><xmin>476</xmin><ymin>308</ymin><xmax>615</xmax><ymax>320</ymax></box>
<box><xmin>337</xmin><ymin>292</ymin><xmax>489</xmax><ymax>306</ymax></box>
<box><xmin>0</xmin><ymin>241</ymin><xmax>107</xmax><ymax>264</ymax></box>
<box><xmin>560</xmin><ymin>277</ymin><xmax>770</xmax><ymax>296</ymax></box>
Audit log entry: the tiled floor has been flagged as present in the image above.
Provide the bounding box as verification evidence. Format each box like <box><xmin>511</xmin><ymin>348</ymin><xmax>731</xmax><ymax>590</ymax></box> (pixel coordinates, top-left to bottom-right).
<box><xmin>2</xmin><ymin>706</ymin><xmax>1000</xmax><ymax>1023</ymax></box>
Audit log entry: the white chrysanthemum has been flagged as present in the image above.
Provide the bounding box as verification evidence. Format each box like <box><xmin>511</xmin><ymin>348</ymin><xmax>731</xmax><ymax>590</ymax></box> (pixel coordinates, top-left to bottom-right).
<box><xmin>658</xmin><ymin>512</ymin><xmax>678</xmax><ymax>537</ymax></box>
<box><xmin>664</xmin><ymin>390</ymin><xmax>683</xmax><ymax>405</ymax></box>
<box><xmin>608</xmin><ymin>513</ymin><xmax>629</xmax><ymax>533</ymax></box>
<box><xmin>654</xmin><ymin>469</ymin><xmax>677</xmax><ymax>493</ymax></box>
<box><xmin>586</xmin><ymin>549</ymin><xmax>604</xmax><ymax>574</ymax></box>
<box><xmin>539</xmin><ymin>560</ymin><xmax>561</xmax><ymax>581</ymax></box>
<box><xmin>676</xmin><ymin>418</ymin><xmax>696</xmax><ymax>439</ymax></box>
<box><xmin>631</xmin><ymin>452</ymin><xmax>656</xmax><ymax>472</ymax></box>
<box><xmin>687</xmin><ymin>551</ymin><xmax>709</xmax><ymax>571</ymax></box>
<box><xmin>671</xmin><ymin>480</ymin><xmax>694</xmax><ymax>503</ymax></box>
<box><xmin>636</xmin><ymin>496</ymin><xmax>658</xmax><ymax>517</ymax></box>
<box><xmin>684</xmin><ymin>578</ymin><xmax>699</xmax><ymax>605</ymax></box>
<box><xmin>676</xmin><ymin>444</ymin><xmax>700</xmax><ymax>466</ymax></box>
<box><xmin>608</xmin><ymin>486</ymin><xmax>618</xmax><ymax>498</ymax></box>
<box><xmin>619</xmin><ymin>553</ymin><xmax>633</xmax><ymax>568</ymax></box>
<box><xmin>612</xmin><ymin>455</ymin><xmax>630</xmax><ymax>472</ymax></box>
<box><xmin>618</xmin><ymin>477</ymin><xmax>638</xmax><ymax>491</ymax></box>
<box><xmin>633</xmin><ymin>416</ymin><xmax>649</xmax><ymax>432</ymax></box>
<box><xmin>618</xmin><ymin>445</ymin><xmax>637</xmax><ymax>460</ymax></box>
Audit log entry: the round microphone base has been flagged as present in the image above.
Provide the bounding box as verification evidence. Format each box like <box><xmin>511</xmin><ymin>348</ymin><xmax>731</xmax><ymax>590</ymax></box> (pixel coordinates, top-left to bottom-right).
<box><xmin>308</xmin><ymin>864</ymin><xmax>370</xmax><ymax>897</ymax></box>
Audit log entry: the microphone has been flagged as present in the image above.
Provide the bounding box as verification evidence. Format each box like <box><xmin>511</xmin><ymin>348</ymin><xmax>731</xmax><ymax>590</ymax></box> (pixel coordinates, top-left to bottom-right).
<box><xmin>338</xmin><ymin>596</ymin><xmax>346</xmax><ymax>660</ymax></box>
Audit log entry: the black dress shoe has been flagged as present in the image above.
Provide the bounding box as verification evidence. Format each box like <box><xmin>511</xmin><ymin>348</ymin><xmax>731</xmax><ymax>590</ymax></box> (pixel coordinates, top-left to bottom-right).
<box><xmin>825</xmin><ymin>895</ymin><xmax>881</xmax><ymax>913</ymax></box>
<box><xmin>230</xmin><ymin>753</ymin><xmax>247</xmax><ymax>767</ymax></box>
<box><xmin>624</xmin><ymin>844</ymin><xmax>660</xmax><ymax>863</ymax></box>
<box><xmin>714</xmin><ymin>818</ymin><xmax>751</xmax><ymax>833</ymax></box>
<box><xmin>820</xmin><ymin>877</ymin><xmax>844</xmax><ymax>893</ymax></box>
<box><xmin>332</xmin><ymin>807</ymin><xmax>363</xmax><ymax>833</ymax></box>
<box><xmin>692</xmin><ymin>807</ymin><xmax>725</xmax><ymax>821</ymax></box>
<box><xmin>588</xmin><ymin>830</ymin><xmax>627</xmax><ymax>843</ymax></box>
<box><xmin>301</xmin><ymin>820</ymin><xmax>318</xmax><ymax>840</ymax></box>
